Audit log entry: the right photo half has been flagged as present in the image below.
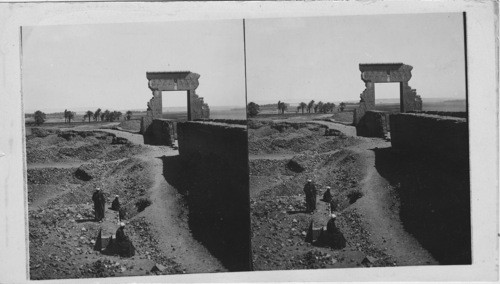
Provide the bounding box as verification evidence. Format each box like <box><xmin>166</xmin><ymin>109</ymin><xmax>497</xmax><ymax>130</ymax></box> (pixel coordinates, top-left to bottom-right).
<box><xmin>245</xmin><ymin>13</ymin><xmax>470</xmax><ymax>270</ymax></box>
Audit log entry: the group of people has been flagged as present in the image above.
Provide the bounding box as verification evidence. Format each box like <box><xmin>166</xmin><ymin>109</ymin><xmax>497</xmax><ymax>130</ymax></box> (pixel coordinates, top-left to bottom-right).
<box><xmin>92</xmin><ymin>188</ymin><xmax>121</xmax><ymax>222</ymax></box>
<box><xmin>92</xmin><ymin>188</ymin><xmax>134</xmax><ymax>257</ymax></box>
<box><xmin>303</xmin><ymin>179</ymin><xmax>346</xmax><ymax>249</ymax></box>
<box><xmin>303</xmin><ymin>179</ymin><xmax>337</xmax><ymax>213</ymax></box>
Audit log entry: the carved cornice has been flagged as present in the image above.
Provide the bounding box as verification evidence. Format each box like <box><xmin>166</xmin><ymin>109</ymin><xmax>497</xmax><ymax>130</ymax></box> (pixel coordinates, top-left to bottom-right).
<box><xmin>147</xmin><ymin>71</ymin><xmax>200</xmax><ymax>91</ymax></box>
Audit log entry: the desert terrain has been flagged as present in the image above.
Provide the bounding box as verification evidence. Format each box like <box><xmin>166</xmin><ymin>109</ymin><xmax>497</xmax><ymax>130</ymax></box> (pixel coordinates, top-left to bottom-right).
<box><xmin>26</xmin><ymin>118</ymin><xmax>227</xmax><ymax>280</ymax></box>
<box><xmin>249</xmin><ymin>101</ymin><xmax>469</xmax><ymax>270</ymax></box>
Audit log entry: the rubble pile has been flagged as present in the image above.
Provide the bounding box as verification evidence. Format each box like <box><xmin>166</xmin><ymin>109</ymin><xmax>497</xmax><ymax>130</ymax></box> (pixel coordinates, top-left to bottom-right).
<box><xmin>249</xmin><ymin>122</ymin><xmax>360</xmax><ymax>155</ymax></box>
<box><xmin>27</xmin><ymin>129</ymin><xmax>180</xmax><ymax>280</ymax></box>
<box><xmin>249</xmin><ymin>119</ymin><xmax>394</xmax><ymax>270</ymax></box>
<box><xmin>26</xmin><ymin>130</ymin><xmax>144</xmax><ymax>164</ymax></box>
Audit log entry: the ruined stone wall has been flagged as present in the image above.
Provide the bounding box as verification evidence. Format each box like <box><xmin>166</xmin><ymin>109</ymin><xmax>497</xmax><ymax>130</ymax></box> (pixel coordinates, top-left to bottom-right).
<box><xmin>356</xmin><ymin>110</ymin><xmax>390</xmax><ymax>138</ymax></box>
<box><xmin>188</xmin><ymin>91</ymin><xmax>210</xmax><ymax>120</ymax></box>
<box><xmin>386</xmin><ymin>113</ymin><xmax>470</xmax><ymax>263</ymax></box>
<box><xmin>176</xmin><ymin>121</ymin><xmax>251</xmax><ymax>271</ymax></box>
<box><xmin>390</xmin><ymin>113</ymin><xmax>468</xmax><ymax>164</ymax></box>
<box><xmin>142</xmin><ymin>119</ymin><xmax>176</xmax><ymax>146</ymax></box>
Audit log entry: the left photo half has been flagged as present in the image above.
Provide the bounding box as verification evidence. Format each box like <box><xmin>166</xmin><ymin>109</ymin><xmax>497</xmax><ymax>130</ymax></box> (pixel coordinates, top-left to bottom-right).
<box><xmin>22</xmin><ymin>20</ymin><xmax>250</xmax><ymax>280</ymax></box>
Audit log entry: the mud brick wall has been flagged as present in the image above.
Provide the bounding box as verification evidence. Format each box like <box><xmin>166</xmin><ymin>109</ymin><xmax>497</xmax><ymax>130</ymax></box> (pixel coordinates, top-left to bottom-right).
<box><xmin>176</xmin><ymin>121</ymin><xmax>251</xmax><ymax>271</ymax></box>
<box><xmin>356</xmin><ymin>110</ymin><xmax>390</xmax><ymax>138</ymax></box>
<box><xmin>188</xmin><ymin>91</ymin><xmax>210</xmax><ymax>121</ymax></box>
<box><xmin>142</xmin><ymin>119</ymin><xmax>175</xmax><ymax>146</ymax></box>
<box><xmin>386</xmin><ymin>113</ymin><xmax>470</xmax><ymax>264</ymax></box>
<box><xmin>390</xmin><ymin>113</ymin><xmax>468</xmax><ymax>164</ymax></box>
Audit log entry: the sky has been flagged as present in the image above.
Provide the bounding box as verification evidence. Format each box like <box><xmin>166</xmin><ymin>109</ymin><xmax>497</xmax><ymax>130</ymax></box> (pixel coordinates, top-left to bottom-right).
<box><xmin>245</xmin><ymin>13</ymin><xmax>466</xmax><ymax>105</ymax></box>
<box><xmin>22</xmin><ymin>20</ymin><xmax>246</xmax><ymax>113</ymax></box>
<box><xmin>22</xmin><ymin>13</ymin><xmax>465</xmax><ymax>113</ymax></box>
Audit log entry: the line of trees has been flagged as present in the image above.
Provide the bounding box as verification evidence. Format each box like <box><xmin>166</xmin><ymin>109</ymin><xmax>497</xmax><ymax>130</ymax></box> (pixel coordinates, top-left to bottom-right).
<box><xmin>31</xmin><ymin>108</ymin><xmax>135</xmax><ymax>126</ymax></box>
<box><xmin>295</xmin><ymin>100</ymin><xmax>341</xmax><ymax>114</ymax></box>
<box><xmin>81</xmin><ymin>108</ymin><xmax>134</xmax><ymax>123</ymax></box>
<box><xmin>246</xmin><ymin>100</ymin><xmax>347</xmax><ymax>118</ymax></box>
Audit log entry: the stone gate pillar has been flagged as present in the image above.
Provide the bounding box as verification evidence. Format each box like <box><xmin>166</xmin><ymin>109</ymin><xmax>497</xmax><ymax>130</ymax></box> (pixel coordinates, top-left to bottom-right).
<box><xmin>148</xmin><ymin>90</ymin><xmax>163</xmax><ymax>117</ymax></box>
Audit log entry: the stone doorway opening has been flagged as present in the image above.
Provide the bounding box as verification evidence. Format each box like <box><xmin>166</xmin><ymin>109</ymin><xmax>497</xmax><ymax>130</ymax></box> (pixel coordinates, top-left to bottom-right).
<box><xmin>353</xmin><ymin>63</ymin><xmax>422</xmax><ymax>126</ymax></box>
<box><xmin>374</xmin><ymin>83</ymin><xmax>401</xmax><ymax>113</ymax></box>
<box><xmin>354</xmin><ymin>63</ymin><xmax>423</xmax><ymax>137</ymax></box>
<box><xmin>140</xmin><ymin>71</ymin><xmax>210</xmax><ymax>145</ymax></box>
<box><xmin>162</xmin><ymin>90</ymin><xmax>189</xmax><ymax>121</ymax></box>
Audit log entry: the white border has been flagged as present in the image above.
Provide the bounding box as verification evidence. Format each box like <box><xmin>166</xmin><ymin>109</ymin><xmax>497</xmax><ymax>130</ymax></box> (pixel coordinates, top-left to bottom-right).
<box><xmin>0</xmin><ymin>1</ymin><xmax>497</xmax><ymax>283</ymax></box>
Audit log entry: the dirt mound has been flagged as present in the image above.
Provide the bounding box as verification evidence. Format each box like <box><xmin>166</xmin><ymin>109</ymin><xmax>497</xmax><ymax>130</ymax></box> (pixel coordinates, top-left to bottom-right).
<box><xmin>28</xmin><ymin>153</ymin><xmax>180</xmax><ymax>280</ymax></box>
<box><xmin>30</xmin><ymin>127</ymin><xmax>60</xmax><ymax>138</ymax></box>
<box><xmin>26</xmin><ymin>130</ymin><xmax>143</xmax><ymax>164</ymax></box>
<box><xmin>249</xmin><ymin>122</ymin><xmax>360</xmax><ymax>155</ymax></box>
<box><xmin>118</xmin><ymin>120</ymin><xmax>141</xmax><ymax>133</ymax></box>
<box><xmin>249</xmin><ymin>119</ymin><xmax>398</xmax><ymax>270</ymax></box>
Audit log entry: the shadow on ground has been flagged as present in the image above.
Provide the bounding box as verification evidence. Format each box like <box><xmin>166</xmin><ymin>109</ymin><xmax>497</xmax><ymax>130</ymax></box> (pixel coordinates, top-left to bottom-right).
<box><xmin>373</xmin><ymin>147</ymin><xmax>471</xmax><ymax>265</ymax></box>
<box><xmin>160</xmin><ymin>155</ymin><xmax>252</xmax><ymax>272</ymax></box>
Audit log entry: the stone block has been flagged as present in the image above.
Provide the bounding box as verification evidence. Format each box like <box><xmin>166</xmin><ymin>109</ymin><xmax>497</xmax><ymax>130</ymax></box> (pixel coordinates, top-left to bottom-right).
<box><xmin>143</xmin><ymin>119</ymin><xmax>175</xmax><ymax>146</ymax></box>
<box><xmin>356</xmin><ymin>110</ymin><xmax>390</xmax><ymax>138</ymax></box>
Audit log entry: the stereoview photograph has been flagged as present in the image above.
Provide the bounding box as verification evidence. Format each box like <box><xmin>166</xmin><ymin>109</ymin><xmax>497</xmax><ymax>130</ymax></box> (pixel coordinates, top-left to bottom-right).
<box><xmin>23</xmin><ymin>20</ymin><xmax>250</xmax><ymax>280</ymax></box>
<box><xmin>245</xmin><ymin>13</ymin><xmax>470</xmax><ymax>270</ymax></box>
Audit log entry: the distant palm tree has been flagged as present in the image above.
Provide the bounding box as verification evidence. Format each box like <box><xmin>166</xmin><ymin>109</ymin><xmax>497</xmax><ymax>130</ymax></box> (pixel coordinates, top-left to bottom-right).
<box><xmin>339</xmin><ymin>102</ymin><xmax>346</xmax><ymax>112</ymax></box>
<box><xmin>67</xmin><ymin>111</ymin><xmax>75</xmax><ymax>123</ymax></box>
<box><xmin>94</xmin><ymin>108</ymin><xmax>102</xmax><ymax>121</ymax></box>
<box><xmin>299</xmin><ymin>102</ymin><xmax>307</xmax><ymax>114</ymax></box>
<box><xmin>34</xmin><ymin>110</ymin><xmax>46</xmax><ymax>125</ymax></box>
<box><xmin>113</xmin><ymin>111</ymin><xmax>122</xmax><ymax>121</ymax></box>
<box><xmin>126</xmin><ymin>110</ymin><xmax>133</xmax><ymax>120</ymax></box>
<box><xmin>307</xmin><ymin>100</ymin><xmax>315</xmax><ymax>113</ymax></box>
<box><xmin>247</xmin><ymin>102</ymin><xmax>260</xmax><ymax>117</ymax></box>
<box><xmin>102</xmin><ymin>109</ymin><xmax>110</xmax><ymax>121</ymax></box>
<box><xmin>64</xmin><ymin>109</ymin><xmax>68</xmax><ymax>123</ymax></box>
<box><xmin>85</xmin><ymin>110</ymin><xmax>93</xmax><ymax>123</ymax></box>
<box><xmin>279</xmin><ymin>102</ymin><xmax>287</xmax><ymax>114</ymax></box>
<box><xmin>315</xmin><ymin>101</ymin><xmax>323</xmax><ymax>113</ymax></box>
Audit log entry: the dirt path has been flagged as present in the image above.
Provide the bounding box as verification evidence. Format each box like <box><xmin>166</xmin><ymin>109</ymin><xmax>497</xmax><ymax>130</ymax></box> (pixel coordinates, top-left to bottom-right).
<box><xmin>250</xmin><ymin>119</ymin><xmax>437</xmax><ymax>269</ymax></box>
<box><xmin>103</xmin><ymin>130</ymin><xmax>226</xmax><ymax>272</ymax></box>
<box><xmin>300</xmin><ymin>119</ymin><xmax>436</xmax><ymax>265</ymax></box>
<box><xmin>348</xmin><ymin>139</ymin><xmax>438</xmax><ymax>266</ymax></box>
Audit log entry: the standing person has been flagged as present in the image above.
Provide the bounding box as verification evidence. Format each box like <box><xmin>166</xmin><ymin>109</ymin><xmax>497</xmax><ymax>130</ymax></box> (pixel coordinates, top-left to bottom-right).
<box><xmin>303</xmin><ymin>179</ymin><xmax>317</xmax><ymax>213</ymax></box>
<box><xmin>92</xmin><ymin>188</ymin><xmax>106</xmax><ymax>222</ymax></box>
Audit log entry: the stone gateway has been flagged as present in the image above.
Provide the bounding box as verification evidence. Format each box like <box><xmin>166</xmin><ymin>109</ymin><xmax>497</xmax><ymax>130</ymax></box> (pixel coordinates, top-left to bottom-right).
<box><xmin>354</xmin><ymin>63</ymin><xmax>422</xmax><ymax>125</ymax></box>
<box><xmin>141</xmin><ymin>71</ymin><xmax>210</xmax><ymax>145</ymax></box>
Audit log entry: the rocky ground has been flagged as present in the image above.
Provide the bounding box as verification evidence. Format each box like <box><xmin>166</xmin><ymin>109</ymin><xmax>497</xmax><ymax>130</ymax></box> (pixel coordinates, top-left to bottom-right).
<box><xmin>27</xmin><ymin>126</ymin><xmax>224</xmax><ymax>280</ymax></box>
<box><xmin>249</xmin><ymin>116</ymin><xmax>437</xmax><ymax>271</ymax></box>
